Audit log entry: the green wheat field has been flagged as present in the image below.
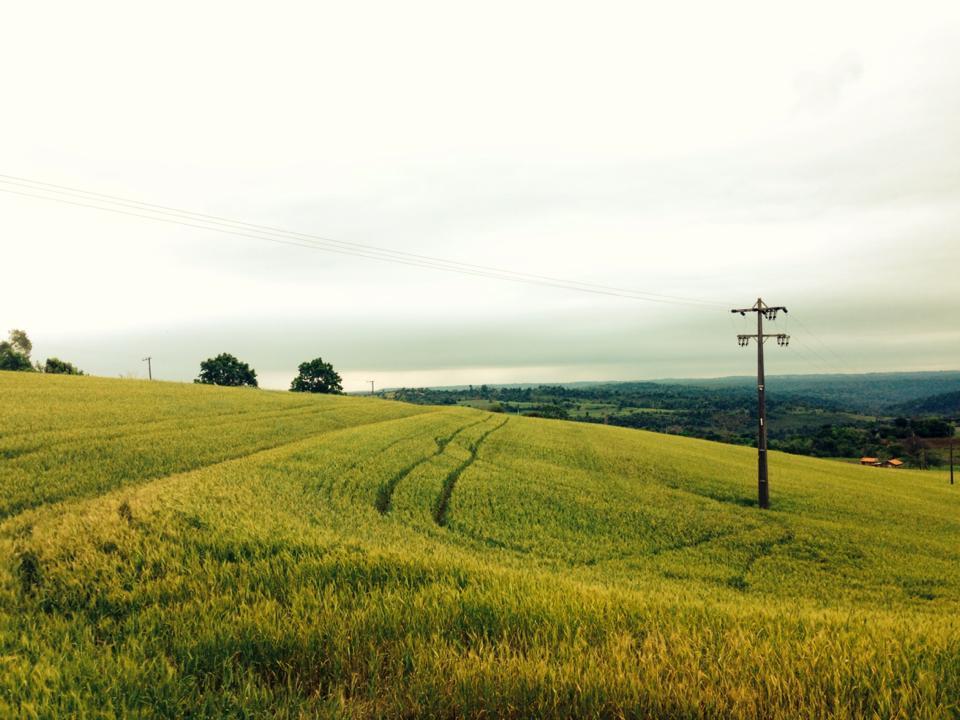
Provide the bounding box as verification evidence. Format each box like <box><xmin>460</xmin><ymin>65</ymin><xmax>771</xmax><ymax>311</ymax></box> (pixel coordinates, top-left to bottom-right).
<box><xmin>2</xmin><ymin>371</ymin><xmax>959</xmax><ymax>718</ymax></box>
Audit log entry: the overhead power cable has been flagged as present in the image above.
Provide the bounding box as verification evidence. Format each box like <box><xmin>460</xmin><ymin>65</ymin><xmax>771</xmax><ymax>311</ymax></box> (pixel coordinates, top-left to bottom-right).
<box><xmin>789</xmin><ymin>315</ymin><xmax>857</xmax><ymax>373</ymax></box>
<box><xmin>0</xmin><ymin>173</ymin><xmax>731</xmax><ymax>309</ymax></box>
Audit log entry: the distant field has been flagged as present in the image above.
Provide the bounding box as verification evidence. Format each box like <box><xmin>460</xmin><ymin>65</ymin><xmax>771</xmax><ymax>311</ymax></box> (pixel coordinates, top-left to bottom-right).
<box><xmin>456</xmin><ymin>398</ymin><xmax>678</xmax><ymax>417</ymax></box>
<box><xmin>2</xmin><ymin>371</ymin><xmax>959</xmax><ymax>718</ymax></box>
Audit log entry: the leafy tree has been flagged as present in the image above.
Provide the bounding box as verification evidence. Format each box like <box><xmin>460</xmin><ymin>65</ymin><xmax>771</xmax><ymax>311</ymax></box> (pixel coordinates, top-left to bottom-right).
<box><xmin>44</xmin><ymin>357</ymin><xmax>83</xmax><ymax>375</ymax></box>
<box><xmin>527</xmin><ymin>404</ymin><xmax>569</xmax><ymax>420</ymax></box>
<box><xmin>290</xmin><ymin>357</ymin><xmax>342</xmax><ymax>394</ymax></box>
<box><xmin>8</xmin><ymin>329</ymin><xmax>31</xmax><ymax>356</ymax></box>
<box><xmin>0</xmin><ymin>329</ymin><xmax>34</xmax><ymax>371</ymax></box>
<box><xmin>195</xmin><ymin>353</ymin><xmax>258</xmax><ymax>388</ymax></box>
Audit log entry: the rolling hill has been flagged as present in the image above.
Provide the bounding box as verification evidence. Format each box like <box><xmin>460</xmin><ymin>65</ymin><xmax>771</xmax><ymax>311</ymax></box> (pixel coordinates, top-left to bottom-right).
<box><xmin>656</xmin><ymin>371</ymin><xmax>960</xmax><ymax>414</ymax></box>
<box><xmin>891</xmin><ymin>389</ymin><xmax>960</xmax><ymax>417</ymax></box>
<box><xmin>2</xmin><ymin>371</ymin><xmax>959</xmax><ymax>718</ymax></box>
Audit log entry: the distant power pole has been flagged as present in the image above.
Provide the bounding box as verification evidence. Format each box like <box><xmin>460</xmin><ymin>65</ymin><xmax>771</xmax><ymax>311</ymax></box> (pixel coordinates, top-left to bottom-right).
<box><xmin>731</xmin><ymin>298</ymin><xmax>790</xmax><ymax>509</ymax></box>
<box><xmin>950</xmin><ymin>437</ymin><xmax>955</xmax><ymax>485</ymax></box>
<box><xmin>368</xmin><ymin>380</ymin><xmax>375</xmax><ymax>396</ymax></box>
<box><xmin>142</xmin><ymin>356</ymin><xmax>152</xmax><ymax>381</ymax></box>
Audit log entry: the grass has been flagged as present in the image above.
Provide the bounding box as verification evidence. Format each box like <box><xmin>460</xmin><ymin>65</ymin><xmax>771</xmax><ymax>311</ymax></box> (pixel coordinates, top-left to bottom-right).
<box><xmin>1</xmin><ymin>370</ymin><xmax>959</xmax><ymax>718</ymax></box>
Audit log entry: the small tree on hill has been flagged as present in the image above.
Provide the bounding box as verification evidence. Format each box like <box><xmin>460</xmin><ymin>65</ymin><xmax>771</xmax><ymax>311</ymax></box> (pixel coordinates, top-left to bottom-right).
<box><xmin>195</xmin><ymin>353</ymin><xmax>258</xmax><ymax>388</ymax></box>
<box><xmin>0</xmin><ymin>329</ymin><xmax>35</xmax><ymax>371</ymax></box>
<box><xmin>290</xmin><ymin>357</ymin><xmax>342</xmax><ymax>394</ymax></box>
<box><xmin>44</xmin><ymin>357</ymin><xmax>84</xmax><ymax>375</ymax></box>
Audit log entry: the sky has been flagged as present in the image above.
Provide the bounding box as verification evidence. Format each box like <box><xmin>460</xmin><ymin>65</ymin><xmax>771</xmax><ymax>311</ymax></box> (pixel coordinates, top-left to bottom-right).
<box><xmin>1</xmin><ymin>0</ymin><xmax>959</xmax><ymax>391</ymax></box>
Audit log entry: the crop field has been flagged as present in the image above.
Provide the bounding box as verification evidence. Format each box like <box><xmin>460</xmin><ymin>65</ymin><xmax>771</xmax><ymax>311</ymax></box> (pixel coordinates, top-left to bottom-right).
<box><xmin>2</xmin><ymin>371</ymin><xmax>960</xmax><ymax>718</ymax></box>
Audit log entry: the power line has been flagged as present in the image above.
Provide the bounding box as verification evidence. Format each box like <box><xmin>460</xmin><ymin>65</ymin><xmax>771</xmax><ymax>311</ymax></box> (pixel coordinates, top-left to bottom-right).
<box><xmin>789</xmin><ymin>315</ymin><xmax>857</xmax><ymax>373</ymax></box>
<box><xmin>767</xmin><ymin>314</ymin><xmax>835</xmax><ymax>375</ymax></box>
<box><xmin>0</xmin><ymin>183</ymin><xmax>691</xmax><ymax>303</ymax></box>
<box><xmin>0</xmin><ymin>174</ymin><xmax>731</xmax><ymax>309</ymax></box>
<box><xmin>1</xmin><ymin>174</ymin><xmax>863</xmax><ymax>394</ymax></box>
<box><xmin>767</xmin><ymin>312</ymin><xmax>848</xmax><ymax>376</ymax></box>
<box><xmin>788</xmin><ymin>337</ymin><xmax>838</xmax><ymax>376</ymax></box>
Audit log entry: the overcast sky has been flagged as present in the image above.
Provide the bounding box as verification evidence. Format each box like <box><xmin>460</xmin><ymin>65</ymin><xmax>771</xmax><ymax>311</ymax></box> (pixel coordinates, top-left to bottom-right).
<box><xmin>2</xmin><ymin>1</ymin><xmax>959</xmax><ymax>391</ymax></box>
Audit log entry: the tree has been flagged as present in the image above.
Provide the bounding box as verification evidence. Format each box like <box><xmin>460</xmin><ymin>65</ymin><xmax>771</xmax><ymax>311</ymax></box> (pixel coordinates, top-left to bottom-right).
<box><xmin>526</xmin><ymin>404</ymin><xmax>569</xmax><ymax>420</ymax></box>
<box><xmin>290</xmin><ymin>357</ymin><xmax>342</xmax><ymax>394</ymax></box>
<box><xmin>44</xmin><ymin>357</ymin><xmax>83</xmax><ymax>375</ymax></box>
<box><xmin>0</xmin><ymin>329</ymin><xmax>34</xmax><ymax>371</ymax></box>
<box><xmin>195</xmin><ymin>353</ymin><xmax>258</xmax><ymax>388</ymax></box>
<box><xmin>8</xmin><ymin>329</ymin><xmax>31</xmax><ymax>356</ymax></box>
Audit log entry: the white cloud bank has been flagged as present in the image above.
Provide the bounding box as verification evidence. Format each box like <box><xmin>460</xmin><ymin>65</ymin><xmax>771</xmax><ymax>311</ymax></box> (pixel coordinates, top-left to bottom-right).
<box><xmin>1</xmin><ymin>0</ymin><xmax>959</xmax><ymax>390</ymax></box>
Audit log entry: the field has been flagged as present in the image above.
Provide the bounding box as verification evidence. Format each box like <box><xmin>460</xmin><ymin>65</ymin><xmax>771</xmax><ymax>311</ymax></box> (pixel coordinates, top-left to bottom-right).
<box><xmin>2</xmin><ymin>371</ymin><xmax>960</xmax><ymax>718</ymax></box>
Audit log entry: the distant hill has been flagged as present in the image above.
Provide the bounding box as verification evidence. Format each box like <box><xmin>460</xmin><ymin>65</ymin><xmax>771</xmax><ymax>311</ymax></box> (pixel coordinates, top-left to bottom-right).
<box><xmin>889</xmin><ymin>389</ymin><xmax>960</xmax><ymax>417</ymax></box>
<box><xmin>394</xmin><ymin>372</ymin><xmax>960</xmax><ymax>415</ymax></box>
<box><xmin>648</xmin><ymin>371</ymin><xmax>960</xmax><ymax>414</ymax></box>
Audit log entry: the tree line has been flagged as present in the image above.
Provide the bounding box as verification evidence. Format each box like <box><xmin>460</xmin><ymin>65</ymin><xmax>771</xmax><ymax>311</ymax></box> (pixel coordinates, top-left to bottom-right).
<box><xmin>194</xmin><ymin>353</ymin><xmax>342</xmax><ymax>394</ymax></box>
<box><xmin>0</xmin><ymin>329</ymin><xmax>83</xmax><ymax>375</ymax></box>
<box><xmin>1</xmin><ymin>329</ymin><xmax>342</xmax><ymax>395</ymax></box>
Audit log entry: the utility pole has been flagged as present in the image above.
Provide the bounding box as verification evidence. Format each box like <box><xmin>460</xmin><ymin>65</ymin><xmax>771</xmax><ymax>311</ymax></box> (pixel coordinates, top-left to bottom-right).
<box><xmin>368</xmin><ymin>380</ymin><xmax>375</xmax><ymax>396</ymax></box>
<box><xmin>142</xmin><ymin>356</ymin><xmax>152</xmax><ymax>381</ymax></box>
<box><xmin>731</xmin><ymin>298</ymin><xmax>789</xmax><ymax>509</ymax></box>
<box><xmin>950</xmin><ymin>437</ymin><xmax>954</xmax><ymax>485</ymax></box>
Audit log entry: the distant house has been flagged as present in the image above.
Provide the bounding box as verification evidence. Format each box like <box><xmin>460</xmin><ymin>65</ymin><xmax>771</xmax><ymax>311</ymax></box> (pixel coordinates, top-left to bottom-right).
<box><xmin>860</xmin><ymin>457</ymin><xmax>904</xmax><ymax>468</ymax></box>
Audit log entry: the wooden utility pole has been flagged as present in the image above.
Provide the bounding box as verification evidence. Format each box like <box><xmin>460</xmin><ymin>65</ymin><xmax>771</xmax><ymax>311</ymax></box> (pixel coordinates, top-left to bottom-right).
<box><xmin>731</xmin><ymin>298</ymin><xmax>789</xmax><ymax>509</ymax></box>
<box><xmin>368</xmin><ymin>380</ymin><xmax>375</xmax><ymax>396</ymax></box>
<box><xmin>142</xmin><ymin>356</ymin><xmax>152</xmax><ymax>381</ymax></box>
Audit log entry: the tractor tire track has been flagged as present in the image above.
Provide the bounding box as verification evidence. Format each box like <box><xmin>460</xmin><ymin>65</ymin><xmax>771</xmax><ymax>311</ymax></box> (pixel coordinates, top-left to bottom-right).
<box><xmin>1</xmin><ymin>412</ymin><xmax>426</xmax><ymax>525</ymax></box>
<box><xmin>433</xmin><ymin>417</ymin><xmax>510</xmax><ymax>527</ymax></box>
<box><xmin>726</xmin><ymin>529</ymin><xmax>795</xmax><ymax>591</ymax></box>
<box><xmin>1</xmin><ymin>403</ymin><xmax>339</xmax><ymax>461</ymax></box>
<box><xmin>374</xmin><ymin>416</ymin><xmax>490</xmax><ymax>515</ymax></box>
<box><xmin>323</xmin><ymin>413</ymin><xmax>450</xmax><ymax>501</ymax></box>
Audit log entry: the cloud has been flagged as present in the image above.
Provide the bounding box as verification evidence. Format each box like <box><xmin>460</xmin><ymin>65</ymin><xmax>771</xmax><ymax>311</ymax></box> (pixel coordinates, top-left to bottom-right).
<box><xmin>794</xmin><ymin>53</ymin><xmax>864</xmax><ymax>111</ymax></box>
<box><xmin>2</xmin><ymin>2</ymin><xmax>960</xmax><ymax>389</ymax></box>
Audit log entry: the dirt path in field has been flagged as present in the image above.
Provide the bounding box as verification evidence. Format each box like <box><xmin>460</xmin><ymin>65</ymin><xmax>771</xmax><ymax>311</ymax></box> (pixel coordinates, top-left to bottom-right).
<box><xmin>1</xmin><ymin>411</ymin><xmax>443</xmax><ymax>525</ymax></box>
<box><xmin>433</xmin><ymin>417</ymin><xmax>510</xmax><ymax>527</ymax></box>
<box><xmin>374</xmin><ymin>416</ymin><xmax>492</xmax><ymax>515</ymax></box>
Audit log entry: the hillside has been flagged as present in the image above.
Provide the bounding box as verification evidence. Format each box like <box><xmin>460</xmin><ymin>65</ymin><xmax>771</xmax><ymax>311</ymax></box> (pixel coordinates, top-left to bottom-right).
<box><xmin>2</xmin><ymin>371</ymin><xmax>960</xmax><ymax>718</ymax></box>
<box><xmin>892</xmin><ymin>389</ymin><xmax>960</xmax><ymax>417</ymax></box>
<box><xmin>656</xmin><ymin>371</ymin><xmax>960</xmax><ymax>414</ymax></box>
<box><xmin>390</xmin><ymin>373</ymin><xmax>960</xmax><ymax>461</ymax></box>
